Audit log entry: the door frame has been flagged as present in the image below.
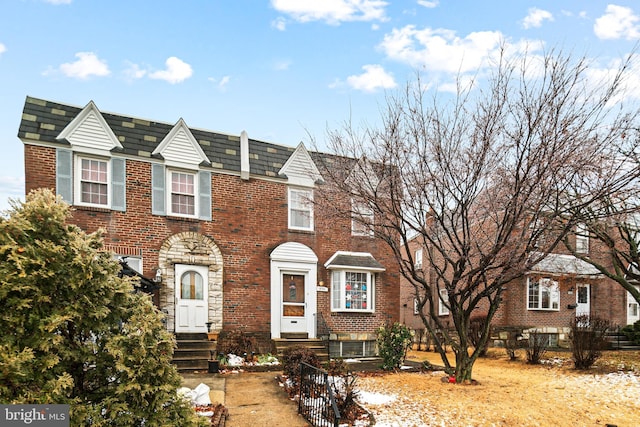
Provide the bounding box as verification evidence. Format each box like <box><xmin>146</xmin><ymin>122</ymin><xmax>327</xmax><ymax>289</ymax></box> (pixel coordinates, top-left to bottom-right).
<box><xmin>270</xmin><ymin>242</ymin><xmax>318</xmax><ymax>339</ymax></box>
<box><xmin>575</xmin><ymin>283</ymin><xmax>590</xmax><ymax>318</ymax></box>
<box><xmin>174</xmin><ymin>264</ymin><xmax>209</xmax><ymax>333</ymax></box>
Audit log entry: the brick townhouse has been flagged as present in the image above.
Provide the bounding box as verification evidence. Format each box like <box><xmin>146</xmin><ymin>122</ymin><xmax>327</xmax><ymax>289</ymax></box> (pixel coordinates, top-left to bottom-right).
<box><xmin>401</xmin><ymin>226</ymin><xmax>640</xmax><ymax>347</ymax></box>
<box><xmin>18</xmin><ymin>96</ymin><xmax>400</xmax><ymax>361</ymax></box>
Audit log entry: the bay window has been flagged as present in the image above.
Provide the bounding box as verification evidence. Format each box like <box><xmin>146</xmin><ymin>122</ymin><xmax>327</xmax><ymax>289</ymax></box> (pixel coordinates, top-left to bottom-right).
<box><xmin>331</xmin><ymin>270</ymin><xmax>374</xmax><ymax>312</ymax></box>
<box><xmin>528</xmin><ymin>277</ymin><xmax>559</xmax><ymax>310</ymax></box>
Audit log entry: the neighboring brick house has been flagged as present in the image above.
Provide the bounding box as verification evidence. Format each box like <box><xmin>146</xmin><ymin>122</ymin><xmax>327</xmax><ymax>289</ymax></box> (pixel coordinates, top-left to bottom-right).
<box><xmin>401</xmin><ymin>225</ymin><xmax>640</xmax><ymax>347</ymax></box>
<box><xmin>18</xmin><ymin>96</ymin><xmax>399</xmax><ymax>358</ymax></box>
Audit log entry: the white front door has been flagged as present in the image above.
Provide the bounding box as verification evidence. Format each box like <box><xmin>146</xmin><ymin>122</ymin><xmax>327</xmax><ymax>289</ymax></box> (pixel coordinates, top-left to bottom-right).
<box><xmin>628</xmin><ymin>286</ymin><xmax>640</xmax><ymax>325</ymax></box>
<box><xmin>281</xmin><ymin>272</ymin><xmax>308</xmax><ymax>334</ymax></box>
<box><xmin>576</xmin><ymin>283</ymin><xmax>590</xmax><ymax>318</ymax></box>
<box><xmin>175</xmin><ymin>264</ymin><xmax>208</xmax><ymax>333</ymax></box>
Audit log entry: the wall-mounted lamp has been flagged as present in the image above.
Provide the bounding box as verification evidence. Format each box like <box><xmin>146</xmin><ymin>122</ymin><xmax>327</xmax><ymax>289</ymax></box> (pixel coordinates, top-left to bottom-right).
<box><xmin>154</xmin><ymin>268</ymin><xmax>162</xmax><ymax>283</ymax></box>
<box><xmin>568</xmin><ymin>286</ymin><xmax>574</xmax><ymax>295</ymax></box>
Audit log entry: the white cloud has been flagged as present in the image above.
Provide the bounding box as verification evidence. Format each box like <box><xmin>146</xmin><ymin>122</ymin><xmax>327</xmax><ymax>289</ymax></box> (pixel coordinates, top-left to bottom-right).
<box><xmin>522</xmin><ymin>8</ymin><xmax>553</xmax><ymax>29</ymax></box>
<box><xmin>149</xmin><ymin>57</ymin><xmax>193</xmax><ymax>84</ymax></box>
<box><xmin>123</xmin><ymin>62</ymin><xmax>147</xmax><ymax>81</ymax></box>
<box><xmin>586</xmin><ymin>54</ymin><xmax>640</xmax><ymax>102</ymax></box>
<box><xmin>208</xmin><ymin>75</ymin><xmax>231</xmax><ymax>90</ymax></box>
<box><xmin>58</xmin><ymin>52</ymin><xmax>110</xmax><ymax>79</ymax></box>
<box><xmin>43</xmin><ymin>0</ymin><xmax>72</xmax><ymax>4</ymax></box>
<box><xmin>0</xmin><ymin>43</ymin><xmax>6</xmax><ymax>55</ymax></box>
<box><xmin>594</xmin><ymin>4</ymin><xmax>640</xmax><ymax>40</ymax></box>
<box><xmin>417</xmin><ymin>0</ymin><xmax>438</xmax><ymax>8</ymax></box>
<box><xmin>272</xmin><ymin>17</ymin><xmax>287</xmax><ymax>31</ymax></box>
<box><xmin>271</xmin><ymin>0</ymin><xmax>388</xmax><ymax>25</ymax></box>
<box><xmin>379</xmin><ymin>25</ymin><xmax>509</xmax><ymax>74</ymax></box>
<box><xmin>345</xmin><ymin>64</ymin><xmax>396</xmax><ymax>92</ymax></box>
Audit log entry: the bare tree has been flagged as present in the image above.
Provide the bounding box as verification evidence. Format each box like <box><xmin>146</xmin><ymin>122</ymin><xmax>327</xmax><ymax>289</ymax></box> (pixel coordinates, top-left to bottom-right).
<box><xmin>315</xmin><ymin>48</ymin><xmax>640</xmax><ymax>382</ymax></box>
<box><xmin>564</xmin><ymin>194</ymin><xmax>640</xmax><ymax>307</ymax></box>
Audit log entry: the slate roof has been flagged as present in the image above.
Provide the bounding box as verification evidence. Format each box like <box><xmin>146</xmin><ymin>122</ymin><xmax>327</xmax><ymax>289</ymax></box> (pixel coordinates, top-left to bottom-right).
<box><xmin>18</xmin><ymin>96</ymin><xmax>297</xmax><ymax>179</ymax></box>
<box><xmin>324</xmin><ymin>252</ymin><xmax>386</xmax><ymax>271</ymax></box>
<box><xmin>530</xmin><ymin>253</ymin><xmax>601</xmax><ymax>277</ymax></box>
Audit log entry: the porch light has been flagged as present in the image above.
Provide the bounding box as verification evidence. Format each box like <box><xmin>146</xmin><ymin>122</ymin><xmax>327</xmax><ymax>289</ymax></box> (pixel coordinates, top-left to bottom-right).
<box><xmin>154</xmin><ymin>268</ymin><xmax>162</xmax><ymax>283</ymax></box>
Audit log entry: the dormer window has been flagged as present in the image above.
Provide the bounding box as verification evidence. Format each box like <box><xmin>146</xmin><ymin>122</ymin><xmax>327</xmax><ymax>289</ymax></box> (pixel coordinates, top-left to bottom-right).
<box><xmin>169</xmin><ymin>170</ymin><xmax>196</xmax><ymax>216</ymax></box>
<box><xmin>289</xmin><ymin>188</ymin><xmax>314</xmax><ymax>231</ymax></box>
<box><xmin>77</xmin><ymin>157</ymin><xmax>109</xmax><ymax>206</ymax></box>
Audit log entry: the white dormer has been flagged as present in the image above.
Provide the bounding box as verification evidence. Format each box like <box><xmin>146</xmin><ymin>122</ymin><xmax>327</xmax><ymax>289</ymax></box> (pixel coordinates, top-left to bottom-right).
<box><xmin>152</xmin><ymin>118</ymin><xmax>209</xmax><ymax>169</ymax></box>
<box><xmin>56</xmin><ymin>101</ymin><xmax>122</xmax><ymax>156</ymax></box>
<box><xmin>278</xmin><ymin>142</ymin><xmax>323</xmax><ymax>187</ymax></box>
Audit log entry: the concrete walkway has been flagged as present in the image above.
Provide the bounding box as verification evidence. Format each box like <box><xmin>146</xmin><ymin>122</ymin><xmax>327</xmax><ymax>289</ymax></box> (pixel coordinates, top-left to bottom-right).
<box><xmin>181</xmin><ymin>371</ymin><xmax>310</xmax><ymax>426</ymax></box>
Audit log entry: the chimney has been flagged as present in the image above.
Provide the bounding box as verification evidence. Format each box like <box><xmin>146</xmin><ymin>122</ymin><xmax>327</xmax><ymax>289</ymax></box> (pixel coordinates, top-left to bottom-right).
<box><xmin>240</xmin><ymin>130</ymin><xmax>249</xmax><ymax>180</ymax></box>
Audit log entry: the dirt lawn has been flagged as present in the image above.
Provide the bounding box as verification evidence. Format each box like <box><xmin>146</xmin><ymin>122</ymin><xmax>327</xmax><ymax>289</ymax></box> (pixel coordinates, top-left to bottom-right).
<box><xmin>355</xmin><ymin>349</ymin><xmax>640</xmax><ymax>427</ymax></box>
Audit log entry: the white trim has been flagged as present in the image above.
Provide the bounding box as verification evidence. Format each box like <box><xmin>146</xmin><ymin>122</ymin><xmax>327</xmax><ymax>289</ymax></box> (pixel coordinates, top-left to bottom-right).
<box><xmin>288</xmin><ymin>187</ymin><xmax>314</xmax><ymax>231</ymax></box>
<box><xmin>270</xmin><ymin>242</ymin><xmax>318</xmax><ymax>339</ymax></box>
<box><xmin>56</xmin><ymin>100</ymin><xmax>123</xmax><ymax>153</ymax></box>
<box><xmin>438</xmin><ymin>289</ymin><xmax>449</xmax><ymax>316</ymax></box>
<box><xmin>153</xmin><ymin>118</ymin><xmax>209</xmax><ymax>168</ymax></box>
<box><xmin>73</xmin><ymin>154</ymin><xmax>111</xmax><ymax>208</ymax></box>
<box><xmin>166</xmin><ymin>168</ymin><xmax>198</xmax><ymax>218</ymax></box>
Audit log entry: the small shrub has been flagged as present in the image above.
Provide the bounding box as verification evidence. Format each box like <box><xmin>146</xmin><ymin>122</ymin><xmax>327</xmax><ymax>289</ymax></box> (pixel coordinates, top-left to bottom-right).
<box><xmin>525</xmin><ymin>331</ymin><xmax>549</xmax><ymax>364</ymax></box>
<box><xmin>376</xmin><ymin>322</ymin><xmax>413</xmax><ymax>370</ymax></box>
<box><xmin>570</xmin><ymin>315</ymin><xmax>611</xmax><ymax>370</ymax></box>
<box><xmin>621</xmin><ymin>320</ymin><xmax>640</xmax><ymax>345</ymax></box>
<box><xmin>504</xmin><ymin>332</ymin><xmax>523</xmax><ymax>361</ymax></box>
<box><xmin>329</xmin><ymin>373</ymin><xmax>360</xmax><ymax>421</ymax></box>
<box><xmin>282</xmin><ymin>346</ymin><xmax>321</xmax><ymax>381</ymax></box>
<box><xmin>325</xmin><ymin>358</ymin><xmax>349</xmax><ymax>376</ymax></box>
<box><xmin>219</xmin><ymin>329</ymin><xmax>257</xmax><ymax>356</ymax></box>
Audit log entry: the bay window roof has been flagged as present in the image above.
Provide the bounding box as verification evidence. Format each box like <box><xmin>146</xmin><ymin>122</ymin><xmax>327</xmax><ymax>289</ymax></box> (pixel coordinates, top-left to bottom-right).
<box><xmin>324</xmin><ymin>251</ymin><xmax>385</xmax><ymax>272</ymax></box>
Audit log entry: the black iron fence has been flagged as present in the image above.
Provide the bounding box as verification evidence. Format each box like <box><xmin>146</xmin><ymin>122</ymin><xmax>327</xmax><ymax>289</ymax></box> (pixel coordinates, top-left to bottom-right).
<box><xmin>298</xmin><ymin>362</ymin><xmax>341</xmax><ymax>427</ymax></box>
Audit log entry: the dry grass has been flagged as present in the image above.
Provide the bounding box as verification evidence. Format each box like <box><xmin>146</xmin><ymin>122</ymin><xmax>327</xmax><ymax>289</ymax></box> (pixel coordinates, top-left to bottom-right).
<box><xmin>355</xmin><ymin>348</ymin><xmax>640</xmax><ymax>427</ymax></box>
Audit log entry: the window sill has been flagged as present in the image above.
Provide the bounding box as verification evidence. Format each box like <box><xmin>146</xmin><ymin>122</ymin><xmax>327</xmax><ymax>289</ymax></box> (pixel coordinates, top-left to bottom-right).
<box><xmin>527</xmin><ymin>308</ymin><xmax>560</xmax><ymax>312</ymax></box>
<box><xmin>74</xmin><ymin>205</ymin><xmax>112</xmax><ymax>213</ymax></box>
<box><xmin>288</xmin><ymin>228</ymin><xmax>315</xmax><ymax>234</ymax></box>
<box><xmin>330</xmin><ymin>310</ymin><xmax>375</xmax><ymax>315</ymax></box>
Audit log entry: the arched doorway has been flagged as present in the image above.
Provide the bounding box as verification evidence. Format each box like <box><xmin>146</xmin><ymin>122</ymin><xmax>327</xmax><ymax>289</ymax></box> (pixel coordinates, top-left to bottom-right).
<box><xmin>158</xmin><ymin>232</ymin><xmax>223</xmax><ymax>333</ymax></box>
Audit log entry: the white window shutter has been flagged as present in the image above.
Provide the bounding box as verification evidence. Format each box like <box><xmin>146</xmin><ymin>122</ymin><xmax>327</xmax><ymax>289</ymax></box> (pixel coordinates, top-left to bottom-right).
<box><xmin>56</xmin><ymin>148</ymin><xmax>73</xmax><ymax>204</ymax></box>
<box><xmin>111</xmin><ymin>158</ymin><xmax>126</xmax><ymax>211</ymax></box>
<box><xmin>198</xmin><ymin>170</ymin><xmax>211</xmax><ymax>221</ymax></box>
<box><xmin>151</xmin><ymin>163</ymin><xmax>166</xmax><ymax>215</ymax></box>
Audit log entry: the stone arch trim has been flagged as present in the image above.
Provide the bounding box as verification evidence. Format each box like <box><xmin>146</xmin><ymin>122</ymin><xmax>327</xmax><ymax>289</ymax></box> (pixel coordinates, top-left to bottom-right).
<box><xmin>158</xmin><ymin>232</ymin><xmax>223</xmax><ymax>332</ymax></box>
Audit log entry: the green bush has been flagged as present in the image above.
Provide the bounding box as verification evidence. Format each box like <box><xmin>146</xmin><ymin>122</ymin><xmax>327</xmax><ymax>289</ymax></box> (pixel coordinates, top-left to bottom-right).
<box><xmin>0</xmin><ymin>190</ymin><xmax>205</xmax><ymax>426</ymax></box>
<box><xmin>621</xmin><ymin>320</ymin><xmax>640</xmax><ymax>345</ymax></box>
<box><xmin>376</xmin><ymin>322</ymin><xmax>413</xmax><ymax>370</ymax></box>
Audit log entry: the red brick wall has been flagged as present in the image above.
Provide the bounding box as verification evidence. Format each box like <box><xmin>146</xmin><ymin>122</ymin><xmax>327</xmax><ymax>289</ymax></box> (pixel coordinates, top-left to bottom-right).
<box><xmin>24</xmin><ymin>146</ymin><xmax>399</xmax><ymax>337</ymax></box>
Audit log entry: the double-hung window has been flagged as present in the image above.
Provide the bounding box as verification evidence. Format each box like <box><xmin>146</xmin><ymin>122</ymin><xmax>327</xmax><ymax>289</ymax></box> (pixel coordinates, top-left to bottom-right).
<box><xmin>289</xmin><ymin>188</ymin><xmax>313</xmax><ymax>231</ymax></box>
<box><xmin>575</xmin><ymin>223</ymin><xmax>589</xmax><ymax>254</ymax></box>
<box><xmin>76</xmin><ymin>156</ymin><xmax>109</xmax><ymax>207</ymax></box>
<box><xmin>415</xmin><ymin>248</ymin><xmax>423</xmax><ymax>269</ymax></box>
<box><xmin>169</xmin><ymin>170</ymin><xmax>196</xmax><ymax>217</ymax></box>
<box><xmin>331</xmin><ymin>270</ymin><xmax>374</xmax><ymax>312</ymax></box>
<box><xmin>527</xmin><ymin>277</ymin><xmax>559</xmax><ymax>310</ymax></box>
<box><xmin>351</xmin><ymin>201</ymin><xmax>374</xmax><ymax>236</ymax></box>
<box><xmin>438</xmin><ymin>289</ymin><xmax>450</xmax><ymax>315</ymax></box>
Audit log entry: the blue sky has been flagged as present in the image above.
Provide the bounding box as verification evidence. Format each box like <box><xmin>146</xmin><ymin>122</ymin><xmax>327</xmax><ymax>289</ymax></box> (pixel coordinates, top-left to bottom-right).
<box><xmin>2</xmin><ymin>1</ymin><xmax>640</xmax><ymax>210</ymax></box>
